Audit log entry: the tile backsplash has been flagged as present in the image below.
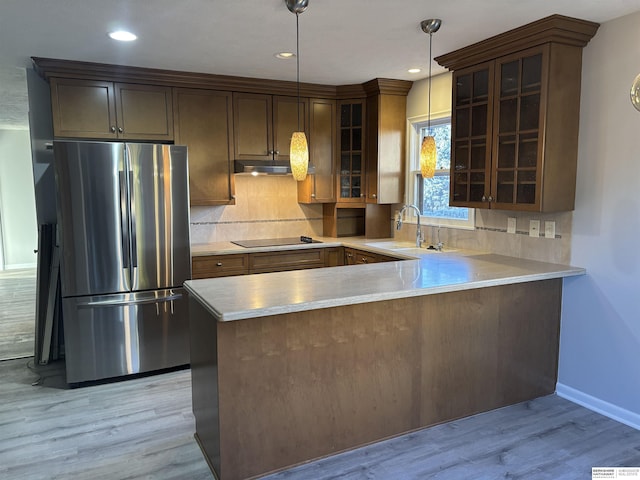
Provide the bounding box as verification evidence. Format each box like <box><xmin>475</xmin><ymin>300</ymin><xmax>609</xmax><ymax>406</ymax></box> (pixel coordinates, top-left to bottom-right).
<box><xmin>190</xmin><ymin>175</ymin><xmax>323</xmax><ymax>244</ymax></box>
<box><xmin>394</xmin><ymin>209</ymin><xmax>573</xmax><ymax>264</ymax></box>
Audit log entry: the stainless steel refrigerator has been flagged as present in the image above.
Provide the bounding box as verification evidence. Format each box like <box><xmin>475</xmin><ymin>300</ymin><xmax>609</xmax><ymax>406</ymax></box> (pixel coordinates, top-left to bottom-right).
<box><xmin>53</xmin><ymin>141</ymin><xmax>191</xmax><ymax>384</ymax></box>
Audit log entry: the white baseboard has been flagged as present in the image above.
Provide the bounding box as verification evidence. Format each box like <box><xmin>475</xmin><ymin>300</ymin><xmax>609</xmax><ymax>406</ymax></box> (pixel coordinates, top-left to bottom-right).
<box><xmin>556</xmin><ymin>383</ymin><xmax>640</xmax><ymax>431</ymax></box>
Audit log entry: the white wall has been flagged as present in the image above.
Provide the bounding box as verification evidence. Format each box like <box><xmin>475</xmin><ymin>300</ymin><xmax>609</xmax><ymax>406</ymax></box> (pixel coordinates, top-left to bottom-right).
<box><xmin>557</xmin><ymin>10</ymin><xmax>640</xmax><ymax>429</ymax></box>
<box><xmin>0</xmin><ymin>129</ymin><xmax>37</xmax><ymax>269</ymax></box>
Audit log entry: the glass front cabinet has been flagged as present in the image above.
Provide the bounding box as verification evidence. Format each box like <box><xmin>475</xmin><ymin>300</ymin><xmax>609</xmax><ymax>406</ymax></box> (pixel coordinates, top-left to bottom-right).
<box><xmin>338</xmin><ymin>100</ymin><xmax>365</xmax><ymax>203</ymax></box>
<box><xmin>442</xmin><ymin>15</ymin><xmax>599</xmax><ymax>212</ymax></box>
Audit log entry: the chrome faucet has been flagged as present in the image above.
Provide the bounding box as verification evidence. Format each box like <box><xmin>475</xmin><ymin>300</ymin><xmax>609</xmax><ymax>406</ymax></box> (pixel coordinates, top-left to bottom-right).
<box><xmin>396</xmin><ymin>204</ymin><xmax>423</xmax><ymax>247</ymax></box>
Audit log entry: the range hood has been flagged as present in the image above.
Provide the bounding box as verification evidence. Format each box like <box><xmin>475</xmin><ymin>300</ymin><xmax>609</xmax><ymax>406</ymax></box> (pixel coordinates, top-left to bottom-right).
<box><xmin>234</xmin><ymin>160</ymin><xmax>315</xmax><ymax>176</ymax></box>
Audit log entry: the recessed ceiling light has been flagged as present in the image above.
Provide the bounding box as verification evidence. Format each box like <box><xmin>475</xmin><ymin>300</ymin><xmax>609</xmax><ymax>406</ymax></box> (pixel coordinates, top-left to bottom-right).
<box><xmin>408</xmin><ymin>68</ymin><xmax>421</xmax><ymax>74</ymax></box>
<box><xmin>275</xmin><ymin>52</ymin><xmax>295</xmax><ymax>59</ymax></box>
<box><xmin>108</xmin><ymin>30</ymin><xmax>137</xmax><ymax>42</ymax></box>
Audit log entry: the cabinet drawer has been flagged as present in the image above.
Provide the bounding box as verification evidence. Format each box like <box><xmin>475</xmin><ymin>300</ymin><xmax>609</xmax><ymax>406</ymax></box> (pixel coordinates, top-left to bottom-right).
<box><xmin>192</xmin><ymin>254</ymin><xmax>249</xmax><ymax>279</ymax></box>
<box><xmin>249</xmin><ymin>249</ymin><xmax>326</xmax><ymax>274</ymax></box>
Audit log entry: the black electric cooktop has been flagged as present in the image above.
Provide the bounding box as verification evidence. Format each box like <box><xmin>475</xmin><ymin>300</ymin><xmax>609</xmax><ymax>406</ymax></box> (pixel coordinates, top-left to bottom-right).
<box><xmin>231</xmin><ymin>236</ymin><xmax>322</xmax><ymax>248</ymax></box>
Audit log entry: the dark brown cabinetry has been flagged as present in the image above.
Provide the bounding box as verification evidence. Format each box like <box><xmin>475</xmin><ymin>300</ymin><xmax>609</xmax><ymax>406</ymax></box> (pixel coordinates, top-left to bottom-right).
<box><xmin>174</xmin><ymin>88</ymin><xmax>235</xmax><ymax>205</ymax></box>
<box><xmin>364</xmin><ymin>80</ymin><xmax>410</xmax><ymax>205</ymax></box>
<box><xmin>192</xmin><ymin>254</ymin><xmax>250</xmax><ymax>279</ymax></box>
<box><xmin>437</xmin><ymin>15</ymin><xmax>599</xmax><ymax>212</ymax></box>
<box><xmin>233</xmin><ymin>93</ymin><xmax>307</xmax><ymax>162</ymax></box>
<box><xmin>344</xmin><ymin>247</ymin><xmax>397</xmax><ymax>265</ymax></box>
<box><xmin>337</xmin><ymin>100</ymin><xmax>366</xmax><ymax>203</ymax></box>
<box><xmin>50</xmin><ymin>78</ymin><xmax>173</xmax><ymax>141</ymax></box>
<box><xmin>298</xmin><ymin>98</ymin><xmax>337</xmax><ymax>203</ymax></box>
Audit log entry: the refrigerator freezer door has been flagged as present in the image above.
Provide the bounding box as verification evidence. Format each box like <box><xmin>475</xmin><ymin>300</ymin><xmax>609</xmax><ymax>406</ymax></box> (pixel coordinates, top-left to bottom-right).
<box><xmin>62</xmin><ymin>288</ymin><xmax>189</xmax><ymax>384</ymax></box>
<box><xmin>126</xmin><ymin>144</ymin><xmax>191</xmax><ymax>291</ymax></box>
<box><xmin>54</xmin><ymin>141</ymin><xmax>131</xmax><ymax>297</ymax></box>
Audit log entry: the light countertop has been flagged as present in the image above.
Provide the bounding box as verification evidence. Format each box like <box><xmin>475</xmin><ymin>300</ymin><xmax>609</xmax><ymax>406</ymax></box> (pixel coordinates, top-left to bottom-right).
<box><xmin>185</xmin><ymin>238</ymin><xmax>585</xmax><ymax>322</ymax></box>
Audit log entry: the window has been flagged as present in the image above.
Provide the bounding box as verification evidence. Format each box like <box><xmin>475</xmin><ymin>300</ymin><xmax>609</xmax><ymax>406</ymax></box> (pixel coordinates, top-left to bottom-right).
<box><xmin>406</xmin><ymin>115</ymin><xmax>475</xmax><ymax>229</ymax></box>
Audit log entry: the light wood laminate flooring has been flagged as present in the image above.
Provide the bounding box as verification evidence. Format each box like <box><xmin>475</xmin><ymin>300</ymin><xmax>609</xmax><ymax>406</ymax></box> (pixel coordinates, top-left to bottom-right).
<box><xmin>1</xmin><ymin>358</ymin><xmax>639</xmax><ymax>480</ymax></box>
<box><xmin>0</xmin><ymin>268</ymin><xmax>36</xmax><ymax>360</ymax></box>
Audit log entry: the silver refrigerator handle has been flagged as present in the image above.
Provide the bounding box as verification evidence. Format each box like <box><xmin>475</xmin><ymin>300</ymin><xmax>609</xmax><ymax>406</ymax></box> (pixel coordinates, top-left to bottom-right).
<box><xmin>77</xmin><ymin>291</ymin><xmax>183</xmax><ymax>308</ymax></box>
<box><xmin>128</xmin><ymin>170</ymin><xmax>138</xmax><ymax>268</ymax></box>
<box><xmin>119</xmin><ymin>171</ymin><xmax>131</xmax><ymax>269</ymax></box>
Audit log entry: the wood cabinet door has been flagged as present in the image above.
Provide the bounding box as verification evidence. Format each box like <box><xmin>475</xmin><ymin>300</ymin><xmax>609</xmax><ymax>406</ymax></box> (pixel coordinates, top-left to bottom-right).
<box><xmin>115</xmin><ymin>83</ymin><xmax>174</xmax><ymax>141</ymax></box>
<box><xmin>490</xmin><ymin>46</ymin><xmax>547</xmax><ymax>211</ymax></box>
<box><xmin>298</xmin><ymin>98</ymin><xmax>336</xmax><ymax>203</ymax></box>
<box><xmin>174</xmin><ymin>88</ymin><xmax>235</xmax><ymax>206</ymax></box>
<box><xmin>273</xmin><ymin>95</ymin><xmax>307</xmax><ymax>162</ymax></box>
<box><xmin>450</xmin><ymin>62</ymin><xmax>495</xmax><ymax>209</ymax></box>
<box><xmin>233</xmin><ymin>92</ymin><xmax>273</xmax><ymax>160</ymax></box>
<box><xmin>366</xmin><ymin>94</ymin><xmax>406</xmax><ymax>204</ymax></box>
<box><xmin>50</xmin><ymin>78</ymin><xmax>118</xmax><ymax>139</ymax></box>
<box><xmin>337</xmin><ymin>100</ymin><xmax>366</xmax><ymax>203</ymax></box>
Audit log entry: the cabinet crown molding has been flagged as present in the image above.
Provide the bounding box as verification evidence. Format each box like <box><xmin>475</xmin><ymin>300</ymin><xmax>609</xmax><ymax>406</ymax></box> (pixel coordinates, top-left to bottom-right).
<box><xmin>435</xmin><ymin>14</ymin><xmax>599</xmax><ymax>71</ymax></box>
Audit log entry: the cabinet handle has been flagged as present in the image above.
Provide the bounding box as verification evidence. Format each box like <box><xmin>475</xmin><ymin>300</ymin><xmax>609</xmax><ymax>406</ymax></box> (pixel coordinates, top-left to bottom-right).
<box><xmin>360</xmin><ymin>194</ymin><xmax>365</xmax><ymax>198</ymax></box>
<box><xmin>371</xmin><ymin>194</ymin><xmax>377</xmax><ymax>199</ymax></box>
<box><xmin>274</xmin><ymin>150</ymin><xmax>279</xmax><ymax>155</ymax></box>
<box><xmin>216</xmin><ymin>262</ymin><xmax>223</xmax><ymax>267</ymax></box>
<box><xmin>482</xmin><ymin>195</ymin><xmax>487</xmax><ymax>202</ymax></box>
<box><xmin>311</xmin><ymin>193</ymin><xmax>316</xmax><ymax>198</ymax></box>
<box><xmin>488</xmin><ymin>195</ymin><xmax>494</xmax><ymax>202</ymax></box>
<box><xmin>346</xmin><ymin>253</ymin><xmax>353</xmax><ymax>258</ymax></box>
<box><xmin>361</xmin><ymin>258</ymin><xmax>368</xmax><ymax>263</ymax></box>
<box><xmin>111</xmin><ymin>126</ymin><xmax>116</xmax><ymax>133</ymax></box>
<box><xmin>118</xmin><ymin>127</ymin><xmax>123</xmax><ymax>133</ymax></box>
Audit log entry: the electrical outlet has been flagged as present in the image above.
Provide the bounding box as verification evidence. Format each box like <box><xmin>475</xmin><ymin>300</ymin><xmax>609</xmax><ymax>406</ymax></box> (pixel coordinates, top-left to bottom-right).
<box><xmin>529</xmin><ymin>220</ymin><xmax>540</xmax><ymax>238</ymax></box>
<box><xmin>507</xmin><ymin>217</ymin><xmax>517</xmax><ymax>234</ymax></box>
<box><xmin>545</xmin><ymin>221</ymin><xmax>556</xmax><ymax>239</ymax></box>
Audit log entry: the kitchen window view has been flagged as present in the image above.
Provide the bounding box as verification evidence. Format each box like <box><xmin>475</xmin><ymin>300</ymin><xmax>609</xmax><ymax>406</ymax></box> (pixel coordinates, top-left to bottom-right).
<box><xmin>409</xmin><ymin>118</ymin><xmax>474</xmax><ymax>229</ymax></box>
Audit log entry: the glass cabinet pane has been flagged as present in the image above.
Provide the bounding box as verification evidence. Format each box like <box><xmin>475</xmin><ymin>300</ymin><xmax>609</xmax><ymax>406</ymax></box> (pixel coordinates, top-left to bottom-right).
<box><xmin>499</xmin><ymin>98</ymin><xmax>517</xmax><ymax>133</ymax></box>
<box><xmin>516</xmin><ymin>170</ymin><xmax>536</xmax><ymax>204</ymax></box>
<box><xmin>340</xmin><ymin>105</ymin><xmax>351</xmax><ymax>127</ymax></box>
<box><xmin>497</xmin><ymin>135</ymin><xmax>516</xmax><ymax>168</ymax></box>
<box><xmin>352</xmin><ymin>104</ymin><xmax>362</xmax><ymax>127</ymax></box>
<box><xmin>352</xmin><ymin>154</ymin><xmax>361</xmax><ymax>174</ymax></box>
<box><xmin>496</xmin><ymin>171</ymin><xmax>515</xmax><ymax>203</ymax></box>
<box><xmin>471</xmin><ymin>104</ymin><xmax>487</xmax><ymax>137</ymax></box>
<box><xmin>519</xmin><ymin>94</ymin><xmax>540</xmax><ymax>131</ymax></box>
<box><xmin>470</xmin><ymin>140</ymin><xmax>486</xmax><ymax>170</ymax></box>
<box><xmin>456</xmin><ymin>107</ymin><xmax>470</xmax><ymax>138</ymax></box>
<box><xmin>522</xmin><ymin>54</ymin><xmax>542</xmax><ymax>93</ymax></box>
<box><xmin>454</xmin><ymin>142</ymin><xmax>469</xmax><ymax>171</ymax></box>
<box><xmin>340</xmin><ymin>154</ymin><xmax>350</xmax><ymax>174</ymax></box>
<box><xmin>456</xmin><ymin>74</ymin><xmax>472</xmax><ymax>105</ymax></box>
<box><xmin>340</xmin><ymin>129</ymin><xmax>350</xmax><ymax>151</ymax></box>
<box><xmin>352</xmin><ymin>128</ymin><xmax>362</xmax><ymax>151</ymax></box>
<box><xmin>473</xmin><ymin>70</ymin><xmax>489</xmax><ymax>101</ymax></box>
<box><xmin>518</xmin><ymin>133</ymin><xmax>538</xmax><ymax>168</ymax></box>
<box><xmin>501</xmin><ymin>61</ymin><xmax>519</xmax><ymax>96</ymax></box>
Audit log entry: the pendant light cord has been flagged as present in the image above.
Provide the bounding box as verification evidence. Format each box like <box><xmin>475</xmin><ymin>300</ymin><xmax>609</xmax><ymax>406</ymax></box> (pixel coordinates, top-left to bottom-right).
<box><xmin>296</xmin><ymin>12</ymin><xmax>301</xmax><ymax>130</ymax></box>
<box><xmin>427</xmin><ymin>31</ymin><xmax>432</xmax><ymax>134</ymax></box>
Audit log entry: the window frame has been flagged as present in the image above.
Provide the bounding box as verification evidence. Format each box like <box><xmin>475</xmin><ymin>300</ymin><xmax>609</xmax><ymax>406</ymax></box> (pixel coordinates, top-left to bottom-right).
<box><xmin>406</xmin><ymin>113</ymin><xmax>475</xmax><ymax>230</ymax></box>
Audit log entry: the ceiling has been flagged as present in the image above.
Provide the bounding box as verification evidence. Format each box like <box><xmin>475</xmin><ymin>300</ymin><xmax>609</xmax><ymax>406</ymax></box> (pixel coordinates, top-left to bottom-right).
<box><xmin>1</xmin><ymin>0</ymin><xmax>639</xmax><ymax>129</ymax></box>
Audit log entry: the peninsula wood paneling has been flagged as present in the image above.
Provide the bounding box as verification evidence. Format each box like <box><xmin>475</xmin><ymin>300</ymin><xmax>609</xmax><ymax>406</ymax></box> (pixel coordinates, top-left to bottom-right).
<box><xmin>190</xmin><ymin>279</ymin><xmax>563</xmax><ymax>480</ymax></box>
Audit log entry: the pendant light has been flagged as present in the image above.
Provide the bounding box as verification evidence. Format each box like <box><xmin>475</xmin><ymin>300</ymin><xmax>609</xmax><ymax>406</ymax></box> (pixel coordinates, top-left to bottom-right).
<box><xmin>286</xmin><ymin>0</ymin><xmax>310</xmax><ymax>181</ymax></box>
<box><xmin>419</xmin><ymin>19</ymin><xmax>442</xmax><ymax>179</ymax></box>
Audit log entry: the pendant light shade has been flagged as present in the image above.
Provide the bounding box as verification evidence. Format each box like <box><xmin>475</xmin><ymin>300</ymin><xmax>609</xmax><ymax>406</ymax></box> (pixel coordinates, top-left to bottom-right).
<box><xmin>290</xmin><ymin>131</ymin><xmax>309</xmax><ymax>180</ymax></box>
<box><xmin>287</xmin><ymin>0</ymin><xmax>309</xmax><ymax>181</ymax></box>
<box><xmin>420</xmin><ymin>135</ymin><xmax>437</xmax><ymax>178</ymax></box>
<box><xmin>420</xmin><ymin>18</ymin><xmax>442</xmax><ymax>179</ymax></box>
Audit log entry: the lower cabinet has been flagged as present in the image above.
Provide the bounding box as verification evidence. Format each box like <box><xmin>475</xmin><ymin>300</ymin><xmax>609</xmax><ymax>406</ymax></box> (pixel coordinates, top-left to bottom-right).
<box><xmin>192</xmin><ymin>254</ymin><xmax>249</xmax><ymax>279</ymax></box>
<box><xmin>193</xmin><ymin>246</ymin><xmax>347</xmax><ymax>279</ymax></box>
<box><xmin>344</xmin><ymin>247</ymin><xmax>397</xmax><ymax>265</ymax></box>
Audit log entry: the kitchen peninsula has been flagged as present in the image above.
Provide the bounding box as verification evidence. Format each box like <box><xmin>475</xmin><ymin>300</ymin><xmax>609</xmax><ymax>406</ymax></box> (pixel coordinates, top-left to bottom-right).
<box><xmin>185</xmin><ymin>240</ymin><xmax>584</xmax><ymax>480</ymax></box>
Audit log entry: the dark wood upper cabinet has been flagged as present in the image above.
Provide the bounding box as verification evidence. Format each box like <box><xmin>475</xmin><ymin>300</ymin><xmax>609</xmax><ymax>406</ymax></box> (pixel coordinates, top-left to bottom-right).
<box><xmin>50</xmin><ymin>77</ymin><xmax>173</xmax><ymax>141</ymax></box>
<box><xmin>298</xmin><ymin>98</ymin><xmax>337</xmax><ymax>204</ymax></box>
<box><xmin>437</xmin><ymin>15</ymin><xmax>599</xmax><ymax>212</ymax></box>
<box><xmin>173</xmin><ymin>88</ymin><xmax>235</xmax><ymax>206</ymax></box>
<box><xmin>233</xmin><ymin>92</ymin><xmax>307</xmax><ymax>162</ymax></box>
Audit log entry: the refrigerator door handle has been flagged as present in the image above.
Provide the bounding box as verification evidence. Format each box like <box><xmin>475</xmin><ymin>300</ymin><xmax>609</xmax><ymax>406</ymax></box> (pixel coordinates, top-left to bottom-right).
<box><xmin>128</xmin><ymin>170</ymin><xmax>138</xmax><ymax>268</ymax></box>
<box><xmin>119</xmin><ymin>170</ymin><xmax>131</xmax><ymax>269</ymax></box>
<box><xmin>78</xmin><ymin>292</ymin><xmax>183</xmax><ymax>308</ymax></box>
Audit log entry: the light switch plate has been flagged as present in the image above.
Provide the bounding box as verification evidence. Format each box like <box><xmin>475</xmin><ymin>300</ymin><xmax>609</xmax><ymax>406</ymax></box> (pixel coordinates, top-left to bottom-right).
<box><xmin>529</xmin><ymin>220</ymin><xmax>540</xmax><ymax>238</ymax></box>
<box><xmin>545</xmin><ymin>221</ymin><xmax>556</xmax><ymax>239</ymax></box>
<box><xmin>507</xmin><ymin>217</ymin><xmax>517</xmax><ymax>234</ymax></box>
